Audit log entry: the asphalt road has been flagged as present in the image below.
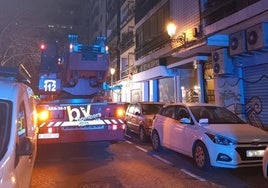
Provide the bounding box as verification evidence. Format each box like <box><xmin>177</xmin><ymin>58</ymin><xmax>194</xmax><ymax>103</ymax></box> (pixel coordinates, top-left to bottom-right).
<box><xmin>30</xmin><ymin>134</ymin><xmax>268</xmax><ymax>188</ymax></box>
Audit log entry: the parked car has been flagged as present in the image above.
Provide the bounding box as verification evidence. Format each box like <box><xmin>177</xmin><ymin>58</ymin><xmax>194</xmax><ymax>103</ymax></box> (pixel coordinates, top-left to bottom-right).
<box><xmin>151</xmin><ymin>103</ymin><xmax>268</xmax><ymax>169</ymax></box>
<box><xmin>0</xmin><ymin>67</ymin><xmax>37</xmax><ymax>188</ymax></box>
<box><xmin>125</xmin><ymin>102</ymin><xmax>164</xmax><ymax>142</ymax></box>
<box><xmin>263</xmin><ymin>146</ymin><xmax>268</xmax><ymax>178</ymax></box>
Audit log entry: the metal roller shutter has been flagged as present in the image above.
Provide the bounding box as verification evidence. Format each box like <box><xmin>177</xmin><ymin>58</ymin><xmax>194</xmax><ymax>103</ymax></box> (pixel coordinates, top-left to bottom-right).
<box><xmin>243</xmin><ymin>63</ymin><xmax>268</xmax><ymax>130</ymax></box>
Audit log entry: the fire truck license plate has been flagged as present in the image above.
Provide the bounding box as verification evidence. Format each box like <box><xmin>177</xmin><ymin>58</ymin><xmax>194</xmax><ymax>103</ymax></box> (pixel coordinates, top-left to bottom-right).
<box><xmin>38</xmin><ymin>133</ymin><xmax>59</xmax><ymax>139</ymax></box>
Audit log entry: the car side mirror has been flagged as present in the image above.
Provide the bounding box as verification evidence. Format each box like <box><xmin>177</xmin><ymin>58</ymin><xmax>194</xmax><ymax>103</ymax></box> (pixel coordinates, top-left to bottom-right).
<box><xmin>135</xmin><ymin>112</ymin><xmax>141</xmax><ymax>116</ymax></box>
<box><xmin>199</xmin><ymin>118</ymin><xmax>209</xmax><ymax>125</ymax></box>
<box><xmin>16</xmin><ymin>137</ymin><xmax>33</xmax><ymax>156</ymax></box>
<box><xmin>180</xmin><ymin>118</ymin><xmax>191</xmax><ymax>124</ymax></box>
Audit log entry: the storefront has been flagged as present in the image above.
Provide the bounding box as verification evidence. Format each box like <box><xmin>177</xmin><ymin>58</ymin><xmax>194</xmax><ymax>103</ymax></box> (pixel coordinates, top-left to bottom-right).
<box><xmin>131</xmin><ymin>59</ymin><xmax>174</xmax><ymax>102</ymax></box>
<box><xmin>167</xmin><ymin>55</ymin><xmax>211</xmax><ymax>103</ymax></box>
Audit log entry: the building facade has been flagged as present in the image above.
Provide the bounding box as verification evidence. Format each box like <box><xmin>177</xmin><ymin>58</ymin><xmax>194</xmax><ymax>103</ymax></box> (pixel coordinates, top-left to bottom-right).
<box><xmin>117</xmin><ymin>0</ymin><xmax>137</xmax><ymax>102</ymax></box>
<box><xmin>123</xmin><ymin>0</ymin><xmax>268</xmax><ymax>129</ymax></box>
<box><xmin>89</xmin><ymin>0</ymin><xmax>268</xmax><ymax>130</ymax></box>
<box><xmin>88</xmin><ymin>0</ymin><xmax>107</xmax><ymax>43</ymax></box>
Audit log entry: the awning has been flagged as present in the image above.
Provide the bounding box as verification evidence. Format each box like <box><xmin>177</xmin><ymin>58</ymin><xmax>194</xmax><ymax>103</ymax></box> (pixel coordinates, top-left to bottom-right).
<box><xmin>167</xmin><ymin>55</ymin><xmax>208</xmax><ymax>68</ymax></box>
<box><xmin>132</xmin><ymin>66</ymin><xmax>174</xmax><ymax>82</ymax></box>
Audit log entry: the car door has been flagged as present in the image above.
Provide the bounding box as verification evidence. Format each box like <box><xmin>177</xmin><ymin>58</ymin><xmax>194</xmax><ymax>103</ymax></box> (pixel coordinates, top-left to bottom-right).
<box><xmin>15</xmin><ymin>96</ymin><xmax>35</xmax><ymax>187</ymax></box>
<box><xmin>174</xmin><ymin>105</ymin><xmax>200</xmax><ymax>156</ymax></box>
<box><xmin>159</xmin><ymin>105</ymin><xmax>176</xmax><ymax>149</ymax></box>
<box><xmin>132</xmin><ymin>104</ymin><xmax>141</xmax><ymax>133</ymax></box>
<box><xmin>126</xmin><ymin>104</ymin><xmax>136</xmax><ymax>131</ymax></box>
<box><xmin>169</xmin><ymin>105</ymin><xmax>191</xmax><ymax>154</ymax></box>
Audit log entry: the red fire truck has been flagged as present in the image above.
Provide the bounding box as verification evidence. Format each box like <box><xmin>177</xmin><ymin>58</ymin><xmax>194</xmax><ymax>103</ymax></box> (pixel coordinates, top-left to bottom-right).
<box><xmin>37</xmin><ymin>34</ymin><xmax>126</xmax><ymax>144</ymax></box>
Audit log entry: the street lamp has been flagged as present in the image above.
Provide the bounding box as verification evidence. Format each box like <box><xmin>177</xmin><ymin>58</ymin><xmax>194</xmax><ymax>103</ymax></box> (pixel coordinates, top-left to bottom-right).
<box><xmin>166</xmin><ymin>22</ymin><xmax>186</xmax><ymax>45</ymax></box>
<box><xmin>110</xmin><ymin>68</ymin><xmax>115</xmax><ymax>101</ymax></box>
<box><xmin>110</xmin><ymin>67</ymin><xmax>115</xmax><ymax>87</ymax></box>
<box><xmin>166</xmin><ymin>22</ymin><xmax>177</xmax><ymax>37</ymax></box>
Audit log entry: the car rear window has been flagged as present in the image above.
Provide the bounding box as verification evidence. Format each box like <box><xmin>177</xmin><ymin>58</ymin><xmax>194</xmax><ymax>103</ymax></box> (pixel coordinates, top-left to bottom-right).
<box><xmin>142</xmin><ymin>104</ymin><xmax>163</xmax><ymax>115</ymax></box>
<box><xmin>0</xmin><ymin>100</ymin><xmax>12</xmax><ymax>160</ymax></box>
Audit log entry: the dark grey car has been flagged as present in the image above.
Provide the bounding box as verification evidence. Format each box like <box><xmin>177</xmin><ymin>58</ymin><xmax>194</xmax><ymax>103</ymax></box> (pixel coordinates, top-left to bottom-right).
<box><xmin>124</xmin><ymin>102</ymin><xmax>164</xmax><ymax>142</ymax></box>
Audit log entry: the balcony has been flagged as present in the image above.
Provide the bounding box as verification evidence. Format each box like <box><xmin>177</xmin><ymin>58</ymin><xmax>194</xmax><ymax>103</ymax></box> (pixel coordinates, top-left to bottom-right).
<box><xmin>120</xmin><ymin>4</ymin><xmax>135</xmax><ymax>28</ymax></box>
<box><xmin>120</xmin><ymin>65</ymin><xmax>138</xmax><ymax>80</ymax></box>
<box><xmin>202</xmin><ymin>0</ymin><xmax>260</xmax><ymax>26</ymax></box>
<box><xmin>120</xmin><ymin>31</ymin><xmax>134</xmax><ymax>53</ymax></box>
<box><xmin>135</xmin><ymin>34</ymin><xmax>170</xmax><ymax>60</ymax></box>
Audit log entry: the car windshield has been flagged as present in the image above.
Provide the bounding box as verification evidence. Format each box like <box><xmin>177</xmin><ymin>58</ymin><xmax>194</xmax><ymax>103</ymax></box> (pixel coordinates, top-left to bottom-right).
<box><xmin>142</xmin><ymin>104</ymin><xmax>163</xmax><ymax>115</ymax></box>
<box><xmin>189</xmin><ymin>106</ymin><xmax>245</xmax><ymax>124</ymax></box>
<box><xmin>0</xmin><ymin>100</ymin><xmax>11</xmax><ymax>160</ymax></box>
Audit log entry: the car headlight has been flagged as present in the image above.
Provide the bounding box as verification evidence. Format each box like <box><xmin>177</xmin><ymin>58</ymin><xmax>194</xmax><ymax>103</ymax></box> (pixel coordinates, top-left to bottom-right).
<box><xmin>206</xmin><ymin>133</ymin><xmax>237</xmax><ymax>145</ymax></box>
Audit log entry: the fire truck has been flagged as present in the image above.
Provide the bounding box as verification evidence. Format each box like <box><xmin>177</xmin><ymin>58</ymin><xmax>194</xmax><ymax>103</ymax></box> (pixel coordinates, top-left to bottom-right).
<box><xmin>37</xmin><ymin>34</ymin><xmax>126</xmax><ymax>144</ymax></box>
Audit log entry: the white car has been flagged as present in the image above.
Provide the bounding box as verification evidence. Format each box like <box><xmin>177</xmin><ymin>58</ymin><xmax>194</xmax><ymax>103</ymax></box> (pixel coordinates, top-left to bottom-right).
<box><xmin>151</xmin><ymin>103</ymin><xmax>268</xmax><ymax>169</ymax></box>
<box><xmin>263</xmin><ymin>146</ymin><xmax>268</xmax><ymax>178</ymax></box>
<box><xmin>0</xmin><ymin>67</ymin><xmax>37</xmax><ymax>188</ymax></box>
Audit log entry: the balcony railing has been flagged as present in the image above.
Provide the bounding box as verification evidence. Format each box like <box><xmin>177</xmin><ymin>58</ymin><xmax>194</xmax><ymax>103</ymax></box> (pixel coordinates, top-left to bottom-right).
<box><xmin>120</xmin><ymin>31</ymin><xmax>134</xmax><ymax>53</ymax></box>
<box><xmin>120</xmin><ymin>65</ymin><xmax>137</xmax><ymax>80</ymax></box>
<box><xmin>202</xmin><ymin>0</ymin><xmax>260</xmax><ymax>26</ymax></box>
<box><xmin>135</xmin><ymin>34</ymin><xmax>170</xmax><ymax>60</ymax></box>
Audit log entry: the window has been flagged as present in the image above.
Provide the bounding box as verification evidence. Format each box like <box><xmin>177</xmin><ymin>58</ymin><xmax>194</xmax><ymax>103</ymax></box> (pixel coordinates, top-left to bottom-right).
<box><xmin>0</xmin><ymin>100</ymin><xmax>12</xmax><ymax>160</ymax></box>
<box><xmin>17</xmin><ymin>103</ymin><xmax>27</xmax><ymax>136</ymax></box>
<box><xmin>189</xmin><ymin>106</ymin><xmax>245</xmax><ymax>124</ymax></box>
<box><xmin>128</xmin><ymin>104</ymin><xmax>135</xmax><ymax>114</ymax></box>
<box><xmin>176</xmin><ymin>107</ymin><xmax>189</xmax><ymax>120</ymax></box>
<box><xmin>142</xmin><ymin>104</ymin><xmax>163</xmax><ymax>115</ymax></box>
<box><xmin>134</xmin><ymin>105</ymin><xmax>141</xmax><ymax>115</ymax></box>
<box><xmin>161</xmin><ymin>106</ymin><xmax>175</xmax><ymax>119</ymax></box>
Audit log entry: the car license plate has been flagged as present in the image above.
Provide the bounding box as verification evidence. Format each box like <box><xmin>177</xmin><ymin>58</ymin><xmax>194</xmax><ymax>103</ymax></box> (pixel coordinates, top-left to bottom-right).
<box><xmin>246</xmin><ymin>149</ymin><xmax>265</xmax><ymax>157</ymax></box>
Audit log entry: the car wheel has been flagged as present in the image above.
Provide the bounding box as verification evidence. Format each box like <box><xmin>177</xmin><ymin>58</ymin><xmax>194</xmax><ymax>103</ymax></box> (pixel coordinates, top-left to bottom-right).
<box><xmin>193</xmin><ymin>142</ymin><xmax>210</xmax><ymax>170</ymax></box>
<box><xmin>151</xmin><ymin>130</ymin><xmax>162</xmax><ymax>152</ymax></box>
<box><xmin>139</xmin><ymin>126</ymin><xmax>147</xmax><ymax>142</ymax></box>
<box><xmin>125</xmin><ymin>125</ymin><xmax>130</xmax><ymax>135</ymax></box>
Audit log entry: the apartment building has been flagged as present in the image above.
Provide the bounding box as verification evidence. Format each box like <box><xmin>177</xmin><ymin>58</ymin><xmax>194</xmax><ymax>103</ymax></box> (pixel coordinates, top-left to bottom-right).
<box><xmin>89</xmin><ymin>0</ymin><xmax>268</xmax><ymax>129</ymax></box>
<box><xmin>117</xmin><ymin>0</ymin><xmax>137</xmax><ymax>102</ymax></box>
<box><xmin>88</xmin><ymin>0</ymin><xmax>107</xmax><ymax>43</ymax></box>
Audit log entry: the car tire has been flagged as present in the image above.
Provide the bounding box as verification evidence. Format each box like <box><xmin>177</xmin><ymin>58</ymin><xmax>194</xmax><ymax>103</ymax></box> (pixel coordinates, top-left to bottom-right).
<box><xmin>193</xmin><ymin>141</ymin><xmax>210</xmax><ymax>170</ymax></box>
<box><xmin>151</xmin><ymin>130</ymin><xmax>162</xmax><ymax>152</ymax></box>
<box><xmin>139</xmin><ymin>126</ymin><xmax>147</xmax><ymax>142</ymax></box>
<box><xmin>125</xmin><ymin>125</ymin><xmax>130</xmax><ymax>135</ymax></box>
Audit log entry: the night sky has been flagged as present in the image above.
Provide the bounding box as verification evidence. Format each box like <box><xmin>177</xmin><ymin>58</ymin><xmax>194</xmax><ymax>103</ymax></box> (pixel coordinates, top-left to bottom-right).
<box><xmin>0</xmin><ymin>0</ymin><xmax>90</xmax><ymax>41</ymax></box>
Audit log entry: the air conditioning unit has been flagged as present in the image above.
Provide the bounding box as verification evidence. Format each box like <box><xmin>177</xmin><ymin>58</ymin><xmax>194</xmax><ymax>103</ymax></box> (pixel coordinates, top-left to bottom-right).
<box><xmin>246</xmin><ymin>22</ymin><xmax>268</xmax><ymax>51</ymax></box>
<box><xmin>212</xmin><ymin>48</ymin><xmax>233</xmax><ymax>75</ymax></box>
<box><xmin>229</xmin><ymin>30</ymin><xmax>246</xmax><ymax>56</ymax></box>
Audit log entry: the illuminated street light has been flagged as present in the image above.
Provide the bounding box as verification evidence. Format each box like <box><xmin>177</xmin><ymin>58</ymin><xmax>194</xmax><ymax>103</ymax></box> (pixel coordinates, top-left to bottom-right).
<box><xmin>110</xmin><ymin>67</ymin><xmax>115</xmax><ymax>87</ymax></box>
<box><xmin>166</xmin><ymin>22</ymin><xmax>186</xmax><ymax>45</ymax></box>
<box><xmin>110</xmin><ymin>67</ymin><xmax>115</xmax><ymax>101</ymax></box>
<box><xmin>166</xmin><ymin>22</ymin><xmax>177</xmax><ymax>38</ymax></box>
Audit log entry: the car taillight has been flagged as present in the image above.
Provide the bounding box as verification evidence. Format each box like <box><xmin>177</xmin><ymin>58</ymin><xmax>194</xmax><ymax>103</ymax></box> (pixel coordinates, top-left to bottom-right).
<box><xmin>38</xmin><ymin>110</ymin><xmax>49</xmax><ymax>121</ymax></box>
